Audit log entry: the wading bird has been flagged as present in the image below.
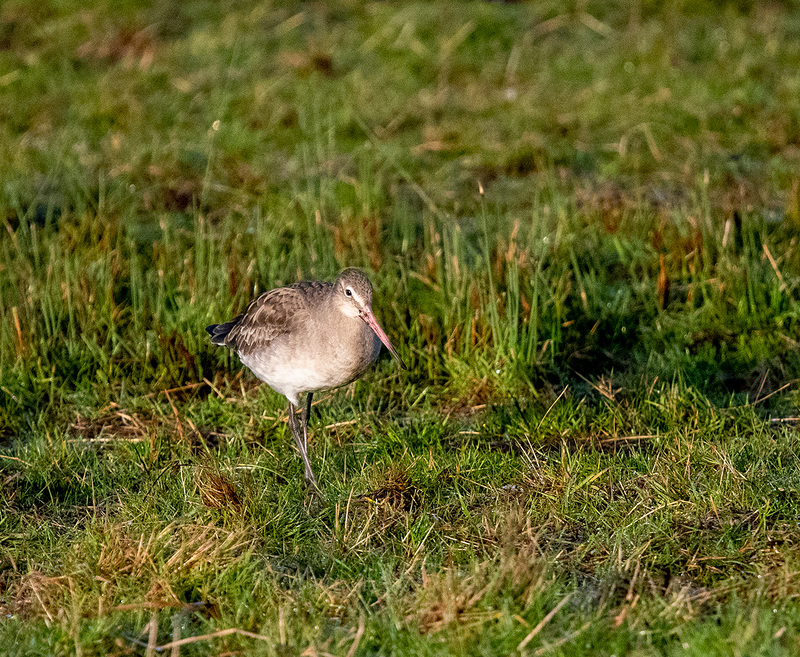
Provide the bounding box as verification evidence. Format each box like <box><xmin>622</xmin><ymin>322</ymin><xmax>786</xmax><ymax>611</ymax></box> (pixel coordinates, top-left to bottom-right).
<box><xmin>206</xmin><ymin>268</ymin><xmax>403</xmax><ymax>487</ymax></box>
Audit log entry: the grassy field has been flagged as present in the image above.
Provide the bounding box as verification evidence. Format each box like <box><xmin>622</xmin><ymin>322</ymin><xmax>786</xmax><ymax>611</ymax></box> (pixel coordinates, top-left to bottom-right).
<box><xmin>3</xmin><ymin>0</ymin><xmax>800</xmax><ymax>654</ymax></box>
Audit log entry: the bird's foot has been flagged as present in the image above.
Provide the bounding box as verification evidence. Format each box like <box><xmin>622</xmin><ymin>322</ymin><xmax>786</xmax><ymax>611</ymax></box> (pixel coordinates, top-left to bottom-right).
<box><xmin>304</xmin><ymin>469</ymin><xmax>320</xmax><ymax>491</ymax></box>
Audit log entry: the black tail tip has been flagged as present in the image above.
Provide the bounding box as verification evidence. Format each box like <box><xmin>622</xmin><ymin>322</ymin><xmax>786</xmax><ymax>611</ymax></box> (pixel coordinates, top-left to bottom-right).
<box><xmin>207</xmin><ymin>317</ymin><xmax>241</xmax><ymax>346</ymax></box>
<box><xmin>206</xmin><ymin>323</ymin><xmax>227</xmax><ymax>346</ymax></box>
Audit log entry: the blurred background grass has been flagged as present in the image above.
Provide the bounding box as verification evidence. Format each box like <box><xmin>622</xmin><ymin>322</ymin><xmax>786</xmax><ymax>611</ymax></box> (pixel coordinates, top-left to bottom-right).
<box><xmin>3</xmin><ymin>0</ymin><xmax>800</xmax><ymax>407</ymax></box>
<box><xmin>3</xmin><ymin>1</ymin><xmax>800</xmax><ymax>654</ymax></box>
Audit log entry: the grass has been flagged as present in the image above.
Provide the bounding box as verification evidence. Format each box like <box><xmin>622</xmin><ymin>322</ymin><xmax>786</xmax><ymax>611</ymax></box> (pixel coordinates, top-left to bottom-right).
<box><xmin>3</xmin><ymin>0</ymin><xmax>800</xmax><ymax>654</ymax></box>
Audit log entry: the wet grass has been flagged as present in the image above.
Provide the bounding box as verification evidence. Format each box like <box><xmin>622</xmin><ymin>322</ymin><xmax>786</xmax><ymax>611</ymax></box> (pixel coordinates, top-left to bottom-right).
<box><xmin>3</xmin><ymin>0</ymin><xmax>800</xmax><ymax>655</ymax></box>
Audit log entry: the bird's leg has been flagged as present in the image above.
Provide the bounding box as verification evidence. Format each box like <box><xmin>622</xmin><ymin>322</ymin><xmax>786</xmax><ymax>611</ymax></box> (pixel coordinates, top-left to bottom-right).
<box><xmin>301</xmin><ymin>391</ymin><xmax>313</xmax><ymax>458</ymax></box>
<box><xmin>288</xmin><ymin>400</ymin><xmax>318</xmax><ymax>487</ymax></box>
<box><xmin>301</xmin><ymin>392</ymin><xmax>317</xmax><ymax>486</ymax></box>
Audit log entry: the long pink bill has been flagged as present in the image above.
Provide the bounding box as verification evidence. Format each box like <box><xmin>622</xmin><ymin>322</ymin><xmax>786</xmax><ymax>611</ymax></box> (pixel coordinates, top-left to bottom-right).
<box><xmin>361</xmin><ymin>309</ymin><xmax>406</xmax><ymax>370</ymax></box>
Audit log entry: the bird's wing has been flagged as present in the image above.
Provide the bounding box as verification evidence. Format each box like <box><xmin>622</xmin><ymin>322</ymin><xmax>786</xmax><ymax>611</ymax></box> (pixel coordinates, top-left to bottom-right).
<box><xmin>213</xmin><ymin>280</ymin><xmax>332</xmax><ymax>356</ymax></box>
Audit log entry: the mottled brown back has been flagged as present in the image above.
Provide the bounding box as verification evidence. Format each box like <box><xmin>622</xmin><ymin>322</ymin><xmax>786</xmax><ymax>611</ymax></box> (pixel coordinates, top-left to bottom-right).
<box><xmin>206</xmin><ymin>280</ymin><xmax>332</xmax><ymax>356</ymax></box>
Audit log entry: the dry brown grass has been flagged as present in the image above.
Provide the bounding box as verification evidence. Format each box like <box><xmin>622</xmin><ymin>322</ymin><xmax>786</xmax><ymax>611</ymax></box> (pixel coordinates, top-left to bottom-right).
<box><xmin>10</xmin><ymin>521</ymin><xmax>257</xmax><ymax>623</ymax></box>
<box><xmin>408</xmin><ymin>533</ymin><xmax>548</xmax><ymax>634</ymax></box>
<box><xmin>196</xmin><ymin>466</ymin><xmax>242</xmax><ymax>512</ymax></box>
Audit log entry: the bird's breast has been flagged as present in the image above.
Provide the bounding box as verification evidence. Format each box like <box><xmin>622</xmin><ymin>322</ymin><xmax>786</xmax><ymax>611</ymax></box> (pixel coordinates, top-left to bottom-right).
<box><xmin>242</xmin><ymin>314</ymin><xmax>381</xmax><ymax>398</ymax></box>
<box><xmin>322</xmin><ymin>317</ymin><xmax>381</xmax><ymax>381</ymax></box>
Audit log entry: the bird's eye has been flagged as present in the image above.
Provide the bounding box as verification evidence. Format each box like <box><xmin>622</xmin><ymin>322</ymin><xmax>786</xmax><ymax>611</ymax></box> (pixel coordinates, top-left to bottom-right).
<box><xmin>345</xmin><ymin>288</ymin><xmax>352</xmax><ymax>297</ymax></box>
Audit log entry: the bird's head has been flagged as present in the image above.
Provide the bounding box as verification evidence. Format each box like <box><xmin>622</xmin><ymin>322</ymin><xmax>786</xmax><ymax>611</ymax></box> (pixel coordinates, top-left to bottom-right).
<box><xmin>335</xmin><ymin>268</ymin><xmax>374</xmax><ymax>318</ymax></box>
<box><xmin>335</xmin><ymin>268</ymin><xmax>404</xmax><ymax>367</ymax></box>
